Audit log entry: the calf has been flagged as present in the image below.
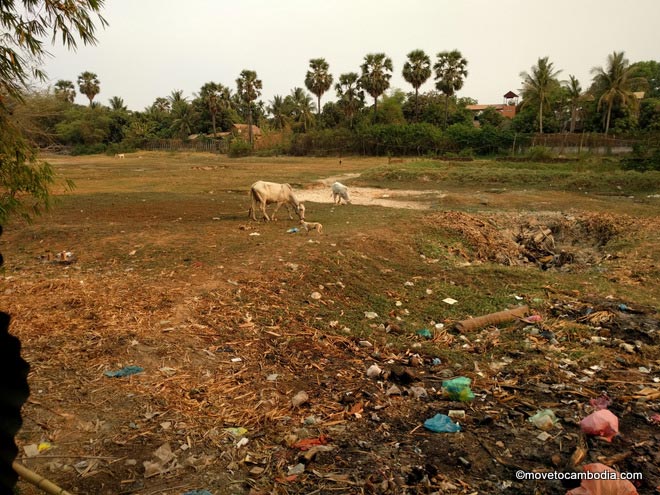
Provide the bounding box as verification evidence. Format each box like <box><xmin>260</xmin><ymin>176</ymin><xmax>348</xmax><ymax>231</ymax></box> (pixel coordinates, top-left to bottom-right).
<box><xmin>330</xmin><ymin>181</ymin><xmax>351</xmax><ymax>205</ymax></box>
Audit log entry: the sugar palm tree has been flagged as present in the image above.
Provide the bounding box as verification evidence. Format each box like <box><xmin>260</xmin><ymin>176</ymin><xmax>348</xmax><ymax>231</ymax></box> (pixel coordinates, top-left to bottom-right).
<box><xmin>77</xmin><ymin>71</ymin><xmax>100</xmax><ymax>106</ymax></box>
<box><xmin>109</xmin><ymin>96</ymin><xmax>127</xmax><ymax>111</ymax></box>
<box><xmin>168</xmin><ymin>89</ymin><xmax>187</xmax><ymax>105</ymax></box>
<box><xmin>305</xmin><ymin>58</ymin><xmax>333</xmax><ymax>117</ymax></box>
<box><xmin>54</xmin><ymin>80</ymin><xmax>76</xmax><ymax>103</ymax></box>
<box><xmin>591</xmin><ymin>51</ymin><xmax>647</xmax><ymax>135</ymax></box>
<box><xmin>519</xmin><ymin>57</ymin><xmax>561</xmax><ymax>134</ymax></box>
<box><xmin>335</xmin><ymin>72</ymin><xmax>363</xmax><ymax>128</ymax></box>
<box><xmin>402</xmin><ymin>49</ymin><xmax>431</xmax><ymax>121</ymax></box>
<box><xmin>199</xmin><ymin>82</ymin><xmax>223</xmax><ymax>136</ymax></box>
<box><xmin>434</xmin><ymin>50</ymin><xmax>468</xmax><ymax>129</ymax></box>
<box><xmin>563</xmin><ymin>75</ymin><xmax>582</xmax><ymax>133</ymax></box>
<box><xmin>359</xmin><ymin>53</ymin><xmax>393</xmax><ymax>116</ymax></box>
<box><xmin>236</xmin><ymin>70</ymin><xmax>262</xmax><ymax>145</ymax></box>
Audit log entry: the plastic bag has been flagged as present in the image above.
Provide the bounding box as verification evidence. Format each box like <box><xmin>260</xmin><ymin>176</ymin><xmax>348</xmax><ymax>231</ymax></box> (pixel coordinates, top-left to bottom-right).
<box><xmin>423</xmin><ymin>414</ymin><xmax>461</xmax><ymax>433</ymax></box>
<box><xmin>528</xmin><ymin>409</ymin><xmax>557</xmax><ymax>431</ymax></box>
<box><xmin>566</xmin><ymin>463</ymin><xmax>638</xmax><ymax>494</ymax></box>
<box><xmin>442</xmin><ymin>377</ymin><xmax>475</xmax><ymax>402</ymax></box>
<box><xmin>580</xmin><ymin>409</ymin><xmax>619</xmax><ymax>442</ymax></box>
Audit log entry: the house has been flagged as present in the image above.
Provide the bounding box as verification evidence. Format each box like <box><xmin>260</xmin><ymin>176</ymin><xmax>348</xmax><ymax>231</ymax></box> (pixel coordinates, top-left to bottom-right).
<box><xmin>231</xmin><ymin>123</ymin><xmax>262</xmax><ymax>140</ymax></box>
<box><xmin>466</xmin><ymin>91</ymin><xmax>519</xmax><ymax>121</ymax></box>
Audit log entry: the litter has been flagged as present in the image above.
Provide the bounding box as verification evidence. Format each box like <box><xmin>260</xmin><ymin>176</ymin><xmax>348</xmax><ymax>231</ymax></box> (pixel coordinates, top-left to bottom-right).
<box><xmin>183</xmin><ymin>491</ymin><xmax>213</xmax><ymax>495</ymax></box>
<box><xmin>566</xmin><ymin>463</ymin><xmax>638</xmax><ymax>494</ymax></box>
<box><xmin>580</xmin><ymin>409</ymin><xmax>619</xmax><ymax>442</ymax></box>
<box><xmin>442</xmin><ymin>377</ymin><xmax>475</xmax><ymax>402</ymax></box>
<box><xmin>442</xmin><ymin>297</ymin><xmax>458</xmax><ymax>305</ymax></box>
<box><xmin>528</xmin><ymin>409</ymin><xmax>558</xmax><ymax>431</ymax></box>
<box><xmin>417</xmin><ymin>329</ymin><xmax>432</xmax><ymax>339</ymax></box>
<box><xmin>455</xmin><ymin>306</ymin><xmax>529</xmax><ymax>333</ymax></box>
<box><xmin>424</xmin><ymin>414</ymin><xmax>461</xmax><ymax>433</ymax></box>
<box><xmin>287</xmin><ymin>227</ymin><xmax>299</xmax><ymax>233</ymax></box>
<box><xmin>104</xmin><ymin>365</ymin><xmax>144</xmax><ymax>378</ymax></box>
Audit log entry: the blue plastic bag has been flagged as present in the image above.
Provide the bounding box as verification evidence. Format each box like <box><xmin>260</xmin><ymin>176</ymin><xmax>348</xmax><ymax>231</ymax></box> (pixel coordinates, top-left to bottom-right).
<box><xmin>424</xmin><ymin>413</ymin><xmax>461</xmax><ymax>433</ymax></box>
<box><xmin>104</xmin><ymin>365</ymin><xmax>144</xmax><ymax>378</ymax></box>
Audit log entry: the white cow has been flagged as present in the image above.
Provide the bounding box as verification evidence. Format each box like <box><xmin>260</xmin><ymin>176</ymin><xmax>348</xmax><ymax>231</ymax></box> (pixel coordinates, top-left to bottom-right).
<box><xmin>331</xmin><ymin>182</ymin><xmax>351</xmax><ymax>205</ymax></box>
<box><xmin>248</xmin><ymin>181</ymin><xmax>305</xmax><ymax>222</ymax></box>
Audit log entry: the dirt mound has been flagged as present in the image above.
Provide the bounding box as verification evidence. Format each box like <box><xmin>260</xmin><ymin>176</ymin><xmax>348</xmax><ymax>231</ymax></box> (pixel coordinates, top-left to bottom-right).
<box><xmin>424</xmin><ymin>211</ymin><xmax>641</xmax><ymax>270</ymax></box>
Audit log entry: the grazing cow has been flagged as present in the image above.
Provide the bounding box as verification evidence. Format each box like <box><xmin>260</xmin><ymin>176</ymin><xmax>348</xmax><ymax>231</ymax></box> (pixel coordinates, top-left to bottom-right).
<box><xmin>248</xmin><ymin>181</ymin><xmax>305</xmax><ymax>222</ymax></box>
<box><xmin>331</xmin><ymin>182</ymin><xmax>351</xmax><ymax>205</ymax></box>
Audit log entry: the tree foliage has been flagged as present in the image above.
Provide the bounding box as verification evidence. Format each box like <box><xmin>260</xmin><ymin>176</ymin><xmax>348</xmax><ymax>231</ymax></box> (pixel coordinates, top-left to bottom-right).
<box><xmin>434</xmin><ymin>50</ymin><xmax>468</xmax><ymax>129</ymax></box>
<box><xmin>402</xmin><ymin>49</ymin><xmax>431</xmax><ymax>121</ymax></box>
<box><xmin>359</xmin><ymin>53</ymin><xmax>393</xmax><ymax>115</ymax></box>
<box><xmin>1</xmin><ymin>0</ymin><xmax>105</xmax><ymax>224</ymax></box>
<box><xmin>520</xmin><ymin>57</ymin><xmax>561</xmax><ymax>133</ymax></box>
<box><xmin>590</xmin><ymin>51</ymin><xmax>646</xmax><ymax>134</ymax></box>
<box><xmin>304</xmin><ymin>58</ymin><xmax>333</xmax><ymax>117</ymax></box>
<box><xmin>77</xmin><ymin>71</ymin><xmax>101</xmax><ymax>106</ymax></box>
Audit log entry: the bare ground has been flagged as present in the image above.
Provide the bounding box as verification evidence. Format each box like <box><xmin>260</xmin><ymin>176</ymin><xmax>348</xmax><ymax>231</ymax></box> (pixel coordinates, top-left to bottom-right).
<box><xmin>2</xmin><ymin>154</ymin><xmax>659</xmax><ymax>495</ymax></box>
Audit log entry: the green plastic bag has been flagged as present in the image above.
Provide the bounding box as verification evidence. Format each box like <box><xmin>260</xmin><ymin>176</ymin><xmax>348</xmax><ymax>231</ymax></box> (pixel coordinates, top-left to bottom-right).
<box><xmin>442</xmin><ymin>376</ymin><xmax>475</xmax><ymax>402</ymax></box>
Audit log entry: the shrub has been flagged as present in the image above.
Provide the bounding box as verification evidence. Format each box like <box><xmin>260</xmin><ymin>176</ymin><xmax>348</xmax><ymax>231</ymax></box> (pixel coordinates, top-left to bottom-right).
<box><xmin>526</xmin><ymin>146</ymin><xmax>555</xmax><ymax>161</ymax></box>
<box><xmin>228</xmin><ymin>139</ymin><xmax>252</xmax><ymax>157</ymax></box>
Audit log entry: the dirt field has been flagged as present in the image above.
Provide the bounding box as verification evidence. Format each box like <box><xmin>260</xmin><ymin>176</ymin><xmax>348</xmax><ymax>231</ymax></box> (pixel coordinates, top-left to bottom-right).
<box><xmin>1</xmin><ymin>153</ymin><xmax>659</xmax><ymax>495</ymax></box>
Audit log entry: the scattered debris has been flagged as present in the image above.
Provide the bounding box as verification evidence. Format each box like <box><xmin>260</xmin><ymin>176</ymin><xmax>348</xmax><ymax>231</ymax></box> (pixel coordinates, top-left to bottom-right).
<box><xmin>455</xmin><ymin>305</ymin><xmax>530</xmax><ymax>332</ymax></box>
<box><xmin>103</xmin><ymin>365</ymin><xmax>144</xmax><ymax>378</ymax></box>
<box><xmin>424</xmin><ymin>414</ymin><xmax>461</xmax><ymax>433</ymax></box>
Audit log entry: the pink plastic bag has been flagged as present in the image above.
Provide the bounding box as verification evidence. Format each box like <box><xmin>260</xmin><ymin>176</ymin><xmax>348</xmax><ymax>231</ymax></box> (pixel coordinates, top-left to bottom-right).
<box><xmin>566</xmin><ymin>463</ymin><xmax>638</xmax><ymax>495</ymax></box>
<box><xmin>580</xmin><ymin>409</ymin><xmax>619</xmax><ymax>442</ymax></box>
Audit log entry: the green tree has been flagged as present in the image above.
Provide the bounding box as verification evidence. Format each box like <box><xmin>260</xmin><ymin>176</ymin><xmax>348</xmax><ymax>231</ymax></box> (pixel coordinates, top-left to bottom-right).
<box><xmin>335</xmin><ymin>72</ymin><xmax>364</xmax><ymax>128</ymax></box>
<box><xmin>519</xmin><ymin>57</ymin><xmax>561</xmax><ymax>134</ymax></box>
<box><xmin>268</xmin><ymin>95</ymin><xmax>290</xmax><ymax>130</ymax></box>
<box><xmin>563</xmin><ymin>75</ymin><xmax>582</xmax><ymax>133</ymax></box>
<box><xmin>151</xmin><ymin>97</ymin><xmax>171</xmax><ymax>114</ymax></box>
<box><xmin>169</xmin><ymin>100</ymin><xmax>195</xmax><ymax>139</ymax></box>
<box><xmin>77</xmin><ymin>71</ymin><xmax>101</xmax><ymax>106</ymax></box>
<box><xmin>168</xmin><ymin>89</ymin><xmax>187</xmax><ymax>106</ymax></box>
<box><xmin>591</xmin><ymin>51</ymin><xmax>646</xmax><ymax>135</ymax></box>
<box><xmin>402</xmin><ymin>49</ymin><xmax>431</xmax><ymax>121</ymax></box>
<box><xmin>359</xmin><ymin>53</ymin><xmax>393</xmax><ymax>116</ymax></box>
<box><xmin>236</xmin><ymin>70</ymin><xmax>262</xmax><ymax>145</ymax></box>
<box><xmin>285</xmin><ymin>87</ymin><xmax>315</xmax><ymax>132</ymax></box>
<box><xmin>632</xmin><ymin>60</ymin><xmax>660</xmax><ymax>98</ymax></box>
<box><xmin>434</xmin><ymin>50</ymin><xmax>468</xmax><ymax>129</ymax></box>
<box><xmin>54</xmin><ymin>80</ymin><xmax>76</xmax><ymax>103</ymax></box>
<box><xmin>109</xmin><ymin>96</ymin><xmax>127</xmax><ymax>111</ymax></box>
<box><xmin>199</xmin><ymin>82</ymin><xmax>224</xmax><ymax>136</ymax></box>
<box><xmin>1</xmin><ymin>0</ymin><xmax>105</xmax><ymax>224</ymax></box>
<box><xmin>305</xmin><ymin>58</ymin><xmax>333</xmax><ymax>117</ymax></box>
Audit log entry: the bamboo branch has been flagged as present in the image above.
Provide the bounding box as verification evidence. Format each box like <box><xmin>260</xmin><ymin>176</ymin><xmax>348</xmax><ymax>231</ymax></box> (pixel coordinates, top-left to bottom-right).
<box><xmin>13</xmin><ymin>461</ymin><xmax>73</xmax><ymax>495</ymax></box>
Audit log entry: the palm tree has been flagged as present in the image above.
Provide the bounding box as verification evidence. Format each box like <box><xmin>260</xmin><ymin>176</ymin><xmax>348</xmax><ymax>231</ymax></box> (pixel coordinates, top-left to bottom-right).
<box><xmin>359</xmin><ymin>53</ymin><xmax>393</xmax><ymax>116</ymax></box>
<box><xmin>151</xmin><ymin>97</ymin><xmax>171</xmax><ymax>113</ymax></box>
<box><xmin>169</xmin><ymin>101</ymin><xmax>195</xmax><ymax>139</ymax></box>
<box><xmin>519</xmin><ymin>57</ymin><xmax>561</xmax><ymax>134</ymax></box>
<box><xmin>433</xmin><ymin>50</ymin><xmax>468</xmax><ymax>129</ymax></box>
<box><xmin>54</xmin><ymin>80</ymin><xmax>76</xmax><ymax>103</ymax></box>
<box><xmin>402</xmin><ymin>49</ymin><xmax>431</xmax><ymax>121</ymax></box>
<box><xmin>591</xmin><ymin>51</ymin><xmax>647</xmax><ymax>135</ymax></box>
<box><xmin>305</xmin><ymin>58</ymin><xmax>333</xmax><ymax>117</ymax></box>
<box><xmin>287</xmin><ymin>87</ymin><xmax>315</xmax><ymax>132</ymax></box>
<box><xmin>199</xmin><ymin>82</ymin><xmax>223</xmax><ymax>136</ymax></box>
<box><xmin>335</xmin><ymin>72</ymin><xmax>364</xmax><ymax>128</ymax></box>
<box><xmin>109</xmin><ymin>96</ymin><xmax>127</xmax><ymax>111</ymax></box>
<box><xmin>168</xmin><ymin>90</ymin><xmax>187</xmax><ymax>105</ymax></box>
<box><xmin>236</xmin><ymin>69</ymin><xmax>263</xmax><ymax>145</ymax></box>
<box><xmin>563</xmin><ymin>75</ymin><xmax>582</xmax><ymax>133</ymax></box>
<box><xmin>77</xmin><ymin>71</ymin><xmax>100</xmax><ymax>106</ymax></box>
<box><xmin>268</xmin><ymin>95</ymin><xmax>290</xmax><ymax>130</ymax></box>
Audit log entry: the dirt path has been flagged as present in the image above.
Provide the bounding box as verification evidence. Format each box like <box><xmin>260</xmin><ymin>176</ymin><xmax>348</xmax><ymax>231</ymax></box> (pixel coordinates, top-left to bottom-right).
<box><xmin>296</xmin><ymin>173</ymin><xmax>446</xmax><ymax>210</ymax></box>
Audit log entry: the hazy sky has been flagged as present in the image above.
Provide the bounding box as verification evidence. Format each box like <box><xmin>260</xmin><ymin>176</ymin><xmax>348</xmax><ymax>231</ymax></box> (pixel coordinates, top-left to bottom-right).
<box><xmin>41</xmin><ymin>0</ymin><xmax>660</xmax><ymax>112</ymax></box>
